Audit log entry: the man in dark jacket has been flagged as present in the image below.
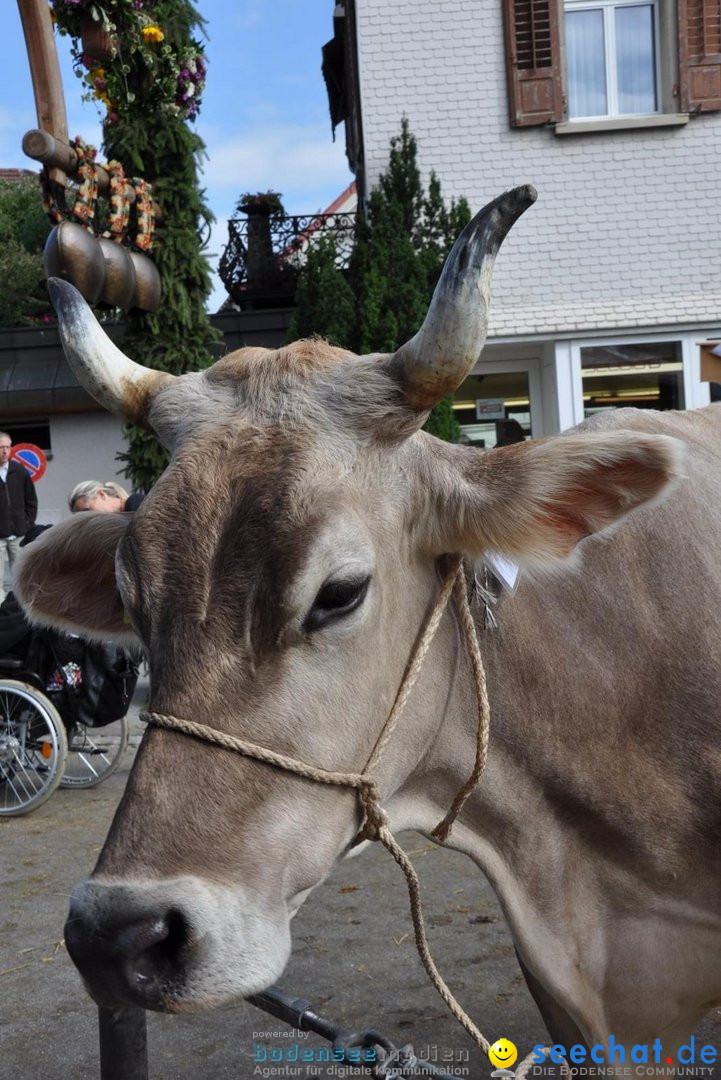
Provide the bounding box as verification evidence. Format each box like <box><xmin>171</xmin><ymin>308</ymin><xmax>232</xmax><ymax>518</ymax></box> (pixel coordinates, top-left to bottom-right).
<box><xmin>0</xmin><ymin>433</ymin><xmax>38</xmax><ymax>600</ymax></box>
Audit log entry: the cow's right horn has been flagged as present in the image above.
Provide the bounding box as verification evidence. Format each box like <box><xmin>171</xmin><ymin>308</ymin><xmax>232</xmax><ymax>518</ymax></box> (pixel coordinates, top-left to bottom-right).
<box><xmin>390</xmin><ymin>185</ymin><xmax>537</xmax><ymax>411</ymax></box>
<box><xmin>47</xmin><ymin>277</ymin><xmax>172</xmax><ymax>427</ymax></box>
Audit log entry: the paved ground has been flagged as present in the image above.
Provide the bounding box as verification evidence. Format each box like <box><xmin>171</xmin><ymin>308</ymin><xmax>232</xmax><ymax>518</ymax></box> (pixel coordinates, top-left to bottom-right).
<box><xmin>2</xmin><ymin>680</ymin><xmax>721</xmax><ymax>1080</ymax></box>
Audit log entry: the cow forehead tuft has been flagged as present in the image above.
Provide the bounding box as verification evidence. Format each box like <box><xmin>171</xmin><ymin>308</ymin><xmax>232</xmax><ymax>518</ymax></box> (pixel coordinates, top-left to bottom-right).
<box><xmin>149</xmin><ymin>341</ymin><xmax>423</xmax><ymax>451</ymax></box>
<box><xmin>208</xmin><ymin>339</ymin><xmax>353</xmax><ymax>384</ymax></box>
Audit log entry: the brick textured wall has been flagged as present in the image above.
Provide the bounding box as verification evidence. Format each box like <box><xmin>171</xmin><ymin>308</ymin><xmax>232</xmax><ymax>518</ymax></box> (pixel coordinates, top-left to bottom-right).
<box><xmin>354</xmin><ymin>0</ymin><xmax>721</xmax><ymax>337</ymax></box>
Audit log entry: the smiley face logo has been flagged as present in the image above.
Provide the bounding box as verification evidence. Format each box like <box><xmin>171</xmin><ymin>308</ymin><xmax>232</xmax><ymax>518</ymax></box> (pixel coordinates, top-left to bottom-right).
<box><xmin>489</xmin><ymin>1038</ymin><xmax>518</xmax><ymax>1070</ymax></box>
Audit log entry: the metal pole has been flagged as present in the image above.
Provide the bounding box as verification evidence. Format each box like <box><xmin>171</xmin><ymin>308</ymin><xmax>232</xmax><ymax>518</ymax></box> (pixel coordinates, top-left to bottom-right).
<box><xmin>98</xmin><ymin>1007</ymin><xmax>148</xmax><ymax>1080</ymax></box>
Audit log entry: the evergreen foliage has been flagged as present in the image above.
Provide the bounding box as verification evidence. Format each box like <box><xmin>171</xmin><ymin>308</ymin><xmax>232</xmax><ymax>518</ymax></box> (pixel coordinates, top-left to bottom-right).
<box><xmin>0</xmin><ymin>177</ymin><xmax>51</xmax><ymax>327</ymax></box>
<box><xmin>289</xmin><ymin>119</ymin><xmax>470</xmax><ymax>442</ymax></box>
<box><xmin>421</xmin><ymin>394</ymin><xmax>463</xmax><ymax>441</ymax></box>
<box><xmin>286</xmin><ymin>235</ymin><xmax>355</xmax><ymax>347</ymax></box>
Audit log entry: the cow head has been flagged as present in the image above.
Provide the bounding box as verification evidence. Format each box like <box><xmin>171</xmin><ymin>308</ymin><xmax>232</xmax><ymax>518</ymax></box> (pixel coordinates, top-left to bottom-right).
<box><xmin>16</xmin><ymin>187</ymin><xmax>682</xmax><ymax>1012</ymax></box>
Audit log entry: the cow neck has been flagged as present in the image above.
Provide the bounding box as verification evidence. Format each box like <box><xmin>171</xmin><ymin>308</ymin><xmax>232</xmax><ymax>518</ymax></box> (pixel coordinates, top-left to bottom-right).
<box><xmin>141</xmin><ymin>555</ymin><xmax>535</xmax><ymax>1067</ymax></box>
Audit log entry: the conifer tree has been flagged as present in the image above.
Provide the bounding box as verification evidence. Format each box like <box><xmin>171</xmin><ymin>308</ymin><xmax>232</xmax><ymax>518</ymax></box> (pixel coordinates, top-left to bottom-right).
<box><xmin>286</xmin><ymin>235</ymin><xmax>355</xmax><ymax>347</ymax></box>
<box><xmin>289</xmin><ymin>119</ymin><xmax>470</xmax><ymax>442</ymax></box>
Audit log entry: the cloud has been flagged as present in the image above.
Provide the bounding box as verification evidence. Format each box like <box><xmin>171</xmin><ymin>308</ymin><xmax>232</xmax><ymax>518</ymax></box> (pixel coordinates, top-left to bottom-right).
<box><xmin>202</xmin><ymin>122</ymin><xmax>351</xmax><ymax>215</ymax></box>
<box><xmin>200</xmin><ymin>120</ymin><xmax>353</xmax><ymax>311</ymax></box>
<box><xmin>200</xmin><ymin>121</ymin><xmax>354</xmax><ymax>314</ymax></box>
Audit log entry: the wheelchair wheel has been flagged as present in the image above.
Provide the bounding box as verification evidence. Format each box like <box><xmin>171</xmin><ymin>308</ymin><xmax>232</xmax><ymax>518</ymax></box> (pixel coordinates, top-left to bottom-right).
<box><xmin>60</xmin><ymin>715</ymin><xmax>129</xmax><ymax>788</ymax></box>
<box><xmin>0</xmin><ymin>680</ymin><xmax>68</xmax><ymax>816</ymax></box>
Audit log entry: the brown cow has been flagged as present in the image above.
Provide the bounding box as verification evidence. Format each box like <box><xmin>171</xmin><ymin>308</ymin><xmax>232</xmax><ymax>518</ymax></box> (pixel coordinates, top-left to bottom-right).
<box><xmin>17</xmin><ymin>187</ymin><xmax>721</xmax><ymax>1067</ymax></box>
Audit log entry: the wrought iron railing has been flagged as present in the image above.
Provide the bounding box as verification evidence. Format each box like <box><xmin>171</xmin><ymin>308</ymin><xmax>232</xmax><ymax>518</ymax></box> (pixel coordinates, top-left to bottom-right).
<box><xmin>218</xmin><ymin>211</ymin><xmax>356</xmax><ymax>307</ymax></box>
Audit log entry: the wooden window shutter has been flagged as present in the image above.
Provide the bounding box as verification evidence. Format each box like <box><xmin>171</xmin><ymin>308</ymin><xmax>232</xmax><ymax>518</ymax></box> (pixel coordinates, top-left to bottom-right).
<box><xmin>678</xmin><ymin>0</ymin><xmax>721</xmax><ymax>112</ymax></box>
<box><xmin>502</xmin><ymin>0</ymin><xmax>564</xmax><ymax>126</ymax></box>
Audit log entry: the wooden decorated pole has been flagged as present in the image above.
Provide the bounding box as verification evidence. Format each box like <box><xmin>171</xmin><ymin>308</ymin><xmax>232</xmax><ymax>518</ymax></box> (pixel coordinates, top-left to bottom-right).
<box><xmin>16</xmin><ymin>0</ymin><xmax>161</xmax><ymax>311</ymax></box>
<box><xmin>17</xmin><ymin>0</ymin><xmax>68</xmax><ymax>186</ymax></box>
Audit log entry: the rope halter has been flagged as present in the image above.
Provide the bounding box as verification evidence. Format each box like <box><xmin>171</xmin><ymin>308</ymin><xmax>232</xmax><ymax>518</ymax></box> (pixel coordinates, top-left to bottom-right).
<box><xmin>141</xmin><ymin>554</ymin><xmax>500</xmax><ymax>1059</ymax></box>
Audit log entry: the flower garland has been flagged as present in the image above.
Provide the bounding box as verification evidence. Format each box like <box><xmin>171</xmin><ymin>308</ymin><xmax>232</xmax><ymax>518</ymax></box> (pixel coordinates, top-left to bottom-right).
<box><xmin>104</xmin><ymin>159</ymin><xmax>131</xmax><ymax>240</ymax></box>
<box><xmin>69</xmin><ymin>136</ymin><xmax>99</xmax><ymax>227</ymax></box>
<box><xmin>130</xmin><ymin>177</ymin><xmax>155</xmax><ymax>251</ymax></box>
<box><xmin>50</xmin><ymin>1</ymin><xmax>207</xmax><ymax>123</ymax></box>
<box><xmin>40</xmin><ymin>172</ymin><xmax>65</xmax><ymax>225</ymax></box>
<box><xmin>40</xmin><ymin>135</ymin><xmax>99</xmax><ymax>229</ymax></box>
<box><xmin>40</xmin><ymin>143</ymin><xmax>154</xmax><ymax>253</ymax></box>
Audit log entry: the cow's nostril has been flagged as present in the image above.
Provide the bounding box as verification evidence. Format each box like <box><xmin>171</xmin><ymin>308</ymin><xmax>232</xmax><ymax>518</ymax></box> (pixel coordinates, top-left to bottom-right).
<box><xmin>117</xmin><ymin>915</ymin><xmax>171</xmax><ymax>960</ymax></box>
<box><xmin>65</xmin><ymin>906</ymin><xmax>192</xmax><ymax>1009</ymax></box>
<box><xmin>129</xmin><ymin>909</ymin><xmax>189</xmax><ymax>985</ymax></box>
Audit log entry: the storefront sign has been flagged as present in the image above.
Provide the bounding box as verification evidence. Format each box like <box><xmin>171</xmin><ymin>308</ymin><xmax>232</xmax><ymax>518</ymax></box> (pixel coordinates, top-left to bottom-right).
<box><xmin>475</xmin><ymin>398</ymin><xmax>506</xmax><ymax>421</ymax></box>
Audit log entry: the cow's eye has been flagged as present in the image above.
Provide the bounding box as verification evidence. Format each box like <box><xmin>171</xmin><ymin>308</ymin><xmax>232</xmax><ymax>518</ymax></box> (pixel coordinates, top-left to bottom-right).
<box><xmin>305</xmin><ymin>575</ymin><xmax>370</xmax><ymax>632</ymax></box>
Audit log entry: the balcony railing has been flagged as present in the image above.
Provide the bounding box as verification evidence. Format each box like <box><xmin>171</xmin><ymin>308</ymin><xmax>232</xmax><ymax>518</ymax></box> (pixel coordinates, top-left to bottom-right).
<box><xmin>218</xmin><ymin>210</ymin><xmax>356</xmax><ymax>308</ymax></box>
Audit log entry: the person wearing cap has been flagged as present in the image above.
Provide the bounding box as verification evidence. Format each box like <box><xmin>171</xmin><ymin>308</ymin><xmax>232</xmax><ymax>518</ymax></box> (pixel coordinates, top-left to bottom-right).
<box><xmin>0</xmin><ymin>432</ymin><xmax>38</xmax><ymax>601</ymax></box>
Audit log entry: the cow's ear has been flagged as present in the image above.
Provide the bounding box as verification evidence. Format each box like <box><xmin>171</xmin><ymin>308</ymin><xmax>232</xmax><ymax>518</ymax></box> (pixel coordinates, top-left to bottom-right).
<box><xmin>427</xmin><ymin>430</ymin><xmax>684</xmax><ymax>567</ymax></box>
<box><xmin>14</xmin><ymin>512</ymin><xmax>137</xmax><ymax>643</ymax></box>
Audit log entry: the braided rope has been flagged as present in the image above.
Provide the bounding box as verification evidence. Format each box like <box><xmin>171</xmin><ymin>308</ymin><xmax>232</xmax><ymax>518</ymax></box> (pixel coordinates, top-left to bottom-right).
<box><xmin>140</xmin><ymin>557</ymin><xmax>544</xmax><ymax>1069</ymax></box>
<box><xmin>362</xmin><ymin>556</ymin><xmax>463</xmax><ymax>777</ymax></box>
<box><xmin>376</xmin><ymin>822</ymin><xmax>490</xmax><ymax>1053</ymax></box>
<box><xmin>432</xmin><ymin>569</ymin><xmax>491</xmax><ymax>843</ymax></box>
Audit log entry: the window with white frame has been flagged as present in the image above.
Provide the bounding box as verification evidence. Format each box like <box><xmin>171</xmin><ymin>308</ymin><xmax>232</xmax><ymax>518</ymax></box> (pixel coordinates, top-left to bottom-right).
<box><xmin>502</xmin><ymin>0</ymin><xmax>721</xmax><ymax>128</ymax></box>
<box><xmin>565</xmin><ymin>0</ymin><xmax>659</xmax><ymax>119</ymax></box>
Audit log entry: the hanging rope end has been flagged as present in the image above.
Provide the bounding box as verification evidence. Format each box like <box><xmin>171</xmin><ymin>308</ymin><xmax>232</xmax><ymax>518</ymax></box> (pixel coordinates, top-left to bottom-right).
<box><xmin>431</xmin><ymin>818</ymin><xmax>453</xmax><ymax>843</ymax></box>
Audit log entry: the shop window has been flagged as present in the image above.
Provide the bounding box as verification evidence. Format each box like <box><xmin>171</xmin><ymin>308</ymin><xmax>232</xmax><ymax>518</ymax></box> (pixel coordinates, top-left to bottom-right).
<box><xmin>453</xmin><ymin>372</ymin><xmax>532</xmax><ymax>448</ymax></box>
<box><xmin>581</xmin><ymin>341</ymin><xmax>683</xmax><ymax>416</ymax></box>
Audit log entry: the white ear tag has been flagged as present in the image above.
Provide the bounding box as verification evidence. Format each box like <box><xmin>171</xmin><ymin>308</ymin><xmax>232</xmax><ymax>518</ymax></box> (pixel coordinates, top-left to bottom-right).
<box><xmin>484</xmin><ymin>552</ymin><xmax>521</xmax><ymax>593</ymax></box>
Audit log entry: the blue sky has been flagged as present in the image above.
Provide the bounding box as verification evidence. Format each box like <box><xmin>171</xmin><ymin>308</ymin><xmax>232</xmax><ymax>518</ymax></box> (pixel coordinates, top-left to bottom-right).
<box><xmin>2</xmin><ymin>1</ymin><xmax>353</xmax><ymax>309</ymax></box>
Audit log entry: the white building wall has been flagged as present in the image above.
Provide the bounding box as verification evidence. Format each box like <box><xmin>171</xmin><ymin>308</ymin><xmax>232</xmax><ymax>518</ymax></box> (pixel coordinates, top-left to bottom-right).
<box><xmin>354</xmin><ymin>0</ymin><xmax>721</xmax><ymax>338</ymax></box>
<box><xmin>33</xmin><ymin>413</ymin><xmax>128</xmax><ymax>524</ymax></box>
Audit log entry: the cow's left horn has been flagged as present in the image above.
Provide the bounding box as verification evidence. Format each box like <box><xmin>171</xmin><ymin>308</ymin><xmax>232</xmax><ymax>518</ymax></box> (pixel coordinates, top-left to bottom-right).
<box><xmin>47</xmin><ymin>278</ymin><xmax>173</xmax><ymax>426</ymax></box>
<box><xmin>390</xmin><ymin>185</ymin><xmax>537</xmax><ymax>410</ymax></box>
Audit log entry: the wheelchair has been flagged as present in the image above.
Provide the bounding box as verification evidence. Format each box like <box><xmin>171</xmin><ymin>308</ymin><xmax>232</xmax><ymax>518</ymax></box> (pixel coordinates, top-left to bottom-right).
<box><xmin>0</xmin><ymin>630</ymin><xmax>135</xmax><ymax>817</ymax></box>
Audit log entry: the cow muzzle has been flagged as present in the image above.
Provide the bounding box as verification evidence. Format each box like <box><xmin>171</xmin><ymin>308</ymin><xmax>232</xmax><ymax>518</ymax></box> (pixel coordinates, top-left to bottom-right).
<box><xmin>65</xmin><ymin>876</ymin><xmax>291</xmax><ymax>1011</ymax></box>
<box><xmin>65</xmin><ymin>901</ymin><xmax>190</xmax><ymax>1010</ymax></box>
